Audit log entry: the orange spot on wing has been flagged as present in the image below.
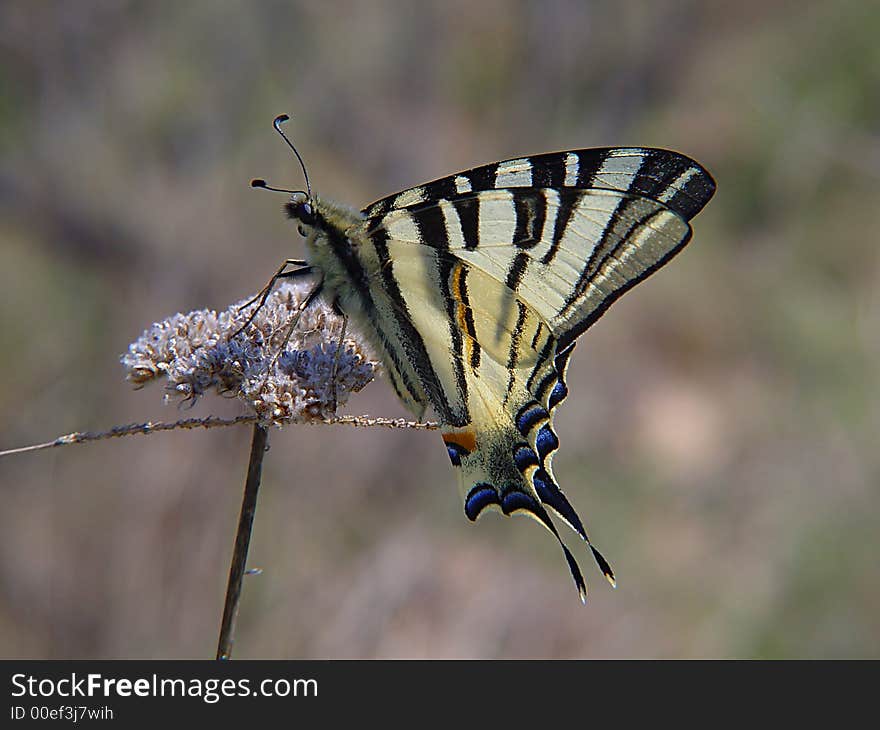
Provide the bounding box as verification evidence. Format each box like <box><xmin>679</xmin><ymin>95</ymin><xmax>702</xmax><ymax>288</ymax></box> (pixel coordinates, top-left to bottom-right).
<box><xmin>451</xmin><ymin>263</ymin><xmax>467</xmax><ymax>326</ymax></box>
<box><xmin>450</xmin><ymin>262</ymin><xmax>474</xmax><ymax>364</ymax></box>
<box><xmin>442</xmin><ymin>429</ymin><xmax>477</xmax><ymax>454</ymax></box>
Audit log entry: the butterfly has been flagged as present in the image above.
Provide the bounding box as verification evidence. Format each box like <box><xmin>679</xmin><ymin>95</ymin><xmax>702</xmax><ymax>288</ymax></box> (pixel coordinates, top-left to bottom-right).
<box><xmin>255</xmin><ymin>116</ymin><xmax>716</xmax><ymax>601</ymax></box>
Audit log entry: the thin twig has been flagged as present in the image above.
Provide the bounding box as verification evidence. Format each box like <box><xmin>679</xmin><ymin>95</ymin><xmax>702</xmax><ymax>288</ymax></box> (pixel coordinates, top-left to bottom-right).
<box><xmin>321</xmin><ymin>415</ymin><xmax>439</xmax><ymax>430</ymax></box>
<box><xmin>0</xmin><ymin>413</ymin><xmax>440</xmax><ymax>458</ymax></box>
<box><xmin>216</xmin><ymin>423</ymin><xmax>269</xmax><ymax>660</ymax></box>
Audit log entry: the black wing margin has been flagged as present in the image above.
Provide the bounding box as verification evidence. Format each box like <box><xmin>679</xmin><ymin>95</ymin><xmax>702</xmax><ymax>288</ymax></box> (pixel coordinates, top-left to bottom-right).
<box><xmin>363</xmin><ymin>147</ymin><xmax>715</xmax><ymax>224</ymax></box>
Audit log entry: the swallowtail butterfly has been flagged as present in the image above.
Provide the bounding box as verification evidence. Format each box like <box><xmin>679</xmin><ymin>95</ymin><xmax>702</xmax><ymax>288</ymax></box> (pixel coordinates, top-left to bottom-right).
<box><xmin>256</xmin><ymin>116</ymin><xmax>715</xmax><ymax>601</ymax></box>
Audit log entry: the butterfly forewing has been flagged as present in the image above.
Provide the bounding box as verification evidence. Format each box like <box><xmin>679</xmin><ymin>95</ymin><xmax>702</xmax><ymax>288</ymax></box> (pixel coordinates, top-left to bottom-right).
<box><xmin>363</xmin><ymin>147</ymin><xmax>714</xmax><ymax>222</ymax></box>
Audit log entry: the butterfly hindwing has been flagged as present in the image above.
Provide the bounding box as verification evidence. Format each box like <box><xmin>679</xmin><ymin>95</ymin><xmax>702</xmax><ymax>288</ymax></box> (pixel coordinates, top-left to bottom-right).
<box><xmin>357</xmin><ymin>234</ymin><xmax>617</xmax><ymax>597</ymax></box>
<box><xmin>440</xmin><ymin>342</ymin><xmax>599</xmax><ymax>603</ymax></box>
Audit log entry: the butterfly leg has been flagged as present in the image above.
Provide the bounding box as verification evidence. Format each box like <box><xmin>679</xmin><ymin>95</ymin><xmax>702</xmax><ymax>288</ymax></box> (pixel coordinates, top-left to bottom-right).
<box><xmin>328</xmin><ymin>301</ymin><xmax>347</xmax><ymax>413</ymax></box>
<box><xmin>259</xmin><ymin>275</ymin><xmax>325</xmax><ymax>387</ymax></box>
<box><xmin>232</xmin><ymin>259</ymin><xmax>312</xmax><ymax>338</ymax></box>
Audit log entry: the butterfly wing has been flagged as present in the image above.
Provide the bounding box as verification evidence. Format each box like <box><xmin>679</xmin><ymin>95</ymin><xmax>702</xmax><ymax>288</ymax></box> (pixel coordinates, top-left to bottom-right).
<box><xmin>354</xmin><ymin>149</ymin><xmax>714</xmax><ymax>599</ymax></box>
<box><xmin>355</xmin><ymin>235</ymin><xmax>599</xmax><ymax>598</ymax></box>
<box><xmin>365</xmin><ymin>147</ymin><xmax>713</xmax><ymax>221</ymax></box>
<box><xmin>364</xmin><ymin>147</ymin><xmax>715</xmax><ymax>351</ymax></box>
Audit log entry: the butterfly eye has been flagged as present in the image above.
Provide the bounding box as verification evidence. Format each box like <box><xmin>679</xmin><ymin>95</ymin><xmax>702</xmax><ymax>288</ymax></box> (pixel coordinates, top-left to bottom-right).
<box><xmin>297</xmin><ymin>224</ymin><xmax>306</xmax><ymax>237</ymax></box>
<box><xmin>300</xmin><ymin>202</ymin><xmax>315</xmax><ymax>225</ymax></box>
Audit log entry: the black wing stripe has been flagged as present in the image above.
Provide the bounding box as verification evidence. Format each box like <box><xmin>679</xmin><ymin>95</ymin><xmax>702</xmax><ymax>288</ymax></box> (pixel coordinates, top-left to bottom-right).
<box><xmin>452</xmin><ymin>196</ymin><xmax>480</xmax><ymax>250</ymax></box>
<box><xmin>512</xmin><ymin>190</ymin><xmax>547</xmax><ymax>250</ymax></box>
<box><xmin>455</xmin><ymin>263</ymin><xmax>481</xmax><ymax>369</ymax></box>
<box><xmin>423</xmin><ymin>175</ymin><xmax>458</xmax><ymax>202</ymax></box>
<box><xmin>507</xmin><ymin>300</ymin><xmax>529</xmax><ymax>371</ymax></box>
<box><xmin>531</xmin><ymin>321</ymin><xmax>548</xmax><ymax>351</ymax></box>
<box><xmin>531</xmin><ymin>151</ymin><xmax>567</xmax><ymax>188</ymax></box>
<box><xmin>505</xmin><ymin>300</ymin><xmax>529</xmax><ymax>401</ymax></box>
<box><xmin>464</xmin><ymin>162</ymin><xmax>500</xmax><ymax>192</ymax></box>
<box><xmin>323</xmin><ymin>224</ymin><xmax>423</xmax><ymax>408</ymax></box>
<box><xmin>526</xmin><ymin>330</ymin><xmax>557</xmax><ymax>393</ymax></box>
<box><xmin>504</xmin><ymin>251</ymin><xmax>530</xmax><ymax>293</ymax></box>
<box><xmin>541</xmin><ymin>188</ymin><xmax>581</xmax><ymax>266</ymax></box>
<box><xmin>370</xmin><ymin>229</ymin><xmax>463</xmax><ymax>426</ymax></box>
<box><xmin>576</xmin><ymin>149</ymin><xmax>611</xmax><ymax>189</ymax></box>
<box><xmin>411</xmin><ymin>200</ymin><xmax>450</xmax><ymax>250</ymax></box>
<box><xmin>418</xmin><ymin>212</ymin><xmax>470</xmax><ymax>417</ymax></box>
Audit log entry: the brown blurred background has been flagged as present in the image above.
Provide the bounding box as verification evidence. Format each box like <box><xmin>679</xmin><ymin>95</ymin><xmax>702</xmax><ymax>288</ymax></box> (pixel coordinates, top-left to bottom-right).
<box><xmin>1</xmin><ymin>0</ymin><xmax>878</xmax><ymax>658</ymax></box>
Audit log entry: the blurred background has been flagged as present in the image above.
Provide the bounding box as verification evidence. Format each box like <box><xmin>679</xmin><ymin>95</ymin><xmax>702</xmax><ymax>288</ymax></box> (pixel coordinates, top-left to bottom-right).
<box><xmin>1</xmin><ymin>0</ymin><xmax>878</xmax><ymax>659</ymax></box>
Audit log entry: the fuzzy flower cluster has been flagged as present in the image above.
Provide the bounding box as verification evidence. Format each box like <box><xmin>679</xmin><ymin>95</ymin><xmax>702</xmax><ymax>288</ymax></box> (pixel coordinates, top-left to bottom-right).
<box><xmin>121</xmin><ymin>278</ymin><xmax>380</xmax><ymax>425</ymax></box>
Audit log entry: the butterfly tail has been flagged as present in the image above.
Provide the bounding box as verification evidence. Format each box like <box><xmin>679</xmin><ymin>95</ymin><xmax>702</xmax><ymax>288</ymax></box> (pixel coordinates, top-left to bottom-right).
<box><xmin>444</xmin><ymin>427</ymin><xmax>596</xmax><ymax>601</ymax></box>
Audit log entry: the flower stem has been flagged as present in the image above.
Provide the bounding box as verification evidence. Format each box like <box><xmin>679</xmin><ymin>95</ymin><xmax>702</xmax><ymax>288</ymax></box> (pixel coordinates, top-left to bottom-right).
<box><xmin>216</xmin><ymin>423</ymin><xmax>269</xmax><ymax>660</ymax></box>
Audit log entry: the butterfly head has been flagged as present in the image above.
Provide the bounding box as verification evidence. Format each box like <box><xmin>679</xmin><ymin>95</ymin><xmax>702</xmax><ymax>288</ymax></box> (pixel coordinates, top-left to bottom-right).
<box><xmin>251</xmin><ymin>113</ymin><xmax>323</xmax><ymax>237</ymax></box>
<box><xmin>285</xmin><ymin>192</ymin><xmax>317</xmax><ymax>235</ymax></box>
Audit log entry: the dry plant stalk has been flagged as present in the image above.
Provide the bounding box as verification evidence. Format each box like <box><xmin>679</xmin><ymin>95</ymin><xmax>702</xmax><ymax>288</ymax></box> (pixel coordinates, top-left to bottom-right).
<box><xmin>216</xmin><ymin>423</ymin><xmax>268</xmax><ymax>660</ymax></box>
<box><xmin>0</xmin><ymin>414</ymin><xmax>438</xmax><ymax>459</ymax></box>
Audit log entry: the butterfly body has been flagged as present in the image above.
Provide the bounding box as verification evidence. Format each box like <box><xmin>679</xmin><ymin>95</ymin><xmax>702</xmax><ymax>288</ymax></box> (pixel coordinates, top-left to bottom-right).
<box><xmin>284</xmin><ymin>147</ymin><xmax>715</xmax><ymax>601</ymax></box>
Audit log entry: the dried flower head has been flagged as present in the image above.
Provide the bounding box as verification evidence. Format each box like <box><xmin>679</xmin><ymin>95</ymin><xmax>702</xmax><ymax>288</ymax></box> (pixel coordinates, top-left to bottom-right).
<box><xmin>121</xmin><ymin>277</ymin><xmax>380</xmax><ymax>425</ymax></box>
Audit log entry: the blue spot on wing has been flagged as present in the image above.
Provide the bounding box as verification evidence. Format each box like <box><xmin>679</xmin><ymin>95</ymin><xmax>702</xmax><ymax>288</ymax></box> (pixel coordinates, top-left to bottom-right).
<box><xmin>513</xmin><ymin>444</ymin><xmax>539</xmax><ymax>471</ymax></box>
<box><xmin>548</xmin><ymin>381</ymin><xmax>568</xmax><ymax>409</ymax></box>
<box><xmin>536</xmin><ymin>425</ymin><xmax>559</xmax><ymax>461</ymax></box>
<box><xmin>501</xmin><ymin>490</ymin><xmax>539</xmax><ymax>515</ymax></box>
<box><xmin>548</xmin><ymin>344</ymin><xmax>575</xmax><ymax>411</ymax></box>
<box><xmin>464</xmin><ymin>484</ymin><xmax>500</xmax><ymax>521</ymax></box>
<box><xmin>446</xmin><ymin>442</ymin><xmax>469</xmax><ymax>466</ymax></box>
<box><xmin>516</xmin><ymin>403</ymin><xmax>548</xmax><ymax>436</ymax></box>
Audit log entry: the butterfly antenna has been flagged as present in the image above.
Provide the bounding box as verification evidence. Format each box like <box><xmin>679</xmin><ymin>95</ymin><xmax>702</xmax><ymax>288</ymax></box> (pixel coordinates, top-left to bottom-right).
<box><xmin>250</xmin><ymin>179</ymin><xmax>307</xmax><ymax>196</ymax></box>
<box><xmin>272</xmin><ymin>114</ymin><xmax>312</xmax><ymax>202</ymax></box>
